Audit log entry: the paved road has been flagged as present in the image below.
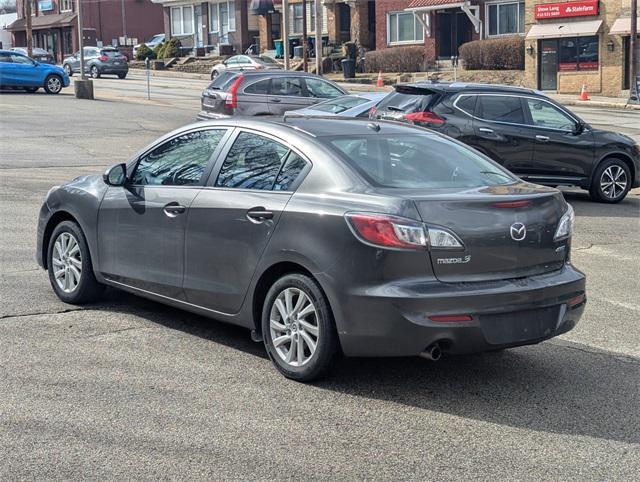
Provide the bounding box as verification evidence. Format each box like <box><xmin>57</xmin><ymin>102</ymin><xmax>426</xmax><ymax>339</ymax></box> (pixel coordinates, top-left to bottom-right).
<box><xmin>1</xmin><ymin>91</ymin><xmax>639</xmax><ymax>479</ymax></box>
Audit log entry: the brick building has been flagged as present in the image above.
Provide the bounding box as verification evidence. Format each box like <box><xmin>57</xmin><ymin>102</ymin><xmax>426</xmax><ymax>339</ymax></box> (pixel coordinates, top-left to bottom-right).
<box><xmin>523</xmin><ymin>0</ymin><xmax>639</xmax><ymax>96</ymax></box>
<box><xmin>8</xmin><ymin>0</ymin><xmax>164</xmax><ymax>63</ymax></box>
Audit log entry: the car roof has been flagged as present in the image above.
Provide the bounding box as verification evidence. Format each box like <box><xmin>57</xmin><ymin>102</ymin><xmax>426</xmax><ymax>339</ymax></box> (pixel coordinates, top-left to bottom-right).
<box><xmin>239</xmin><ymin>69</ymin><xmax>325</xmax><ymax>78</ymax></box>
<box><xmin>396</xmin><ymin>81</ymin><xmax>539</xmax><ymax>95</ymax></box>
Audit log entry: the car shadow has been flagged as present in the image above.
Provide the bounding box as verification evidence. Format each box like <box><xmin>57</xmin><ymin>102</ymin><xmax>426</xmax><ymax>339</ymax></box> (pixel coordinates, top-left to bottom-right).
<box><xmin>561</xmin><ymin>188</ymin><xmax>640</xmax><ymax>218</ymax></box>
<box><xmin>90</xmin><ymin>287</ymin><xmax>639</xmax><ymax>446</ymax></box>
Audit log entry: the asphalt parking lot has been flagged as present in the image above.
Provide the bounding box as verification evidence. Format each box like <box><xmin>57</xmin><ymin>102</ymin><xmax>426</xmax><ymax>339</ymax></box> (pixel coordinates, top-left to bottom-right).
<box><xmin>1</xmin><ymin>91</ymin><xmax>639</xmax><ymax>479</ymax></box>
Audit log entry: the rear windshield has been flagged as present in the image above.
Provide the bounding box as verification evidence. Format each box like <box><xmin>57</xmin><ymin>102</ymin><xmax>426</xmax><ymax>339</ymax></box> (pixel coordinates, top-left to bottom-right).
<box><xmin>258</xmin><ymin>56</ymin><xmax>278</xmax><ymax>64</ymax></box>
<box><xmin>208</xmin><ymin>71</ymin><xmax>241</xmax><ymax>91</ymax></box>
<box><xmin>326</xmin><ymin>134</ymin><xmax>516</xmax><ymax>189</ymax></box>
<box><xmin>100</xmin><ymin>49</ymin><xmax>121</xmax><ymax>57</ymax></box>
<box><xmin>310</xmin><ymin>96</ymin><xmax>370</xmax><ymax>114</ymax></box>
<box><xmin>376</xmin><ymin>88</ymin><xmax>436</xmax><ymax>114</ymax></box>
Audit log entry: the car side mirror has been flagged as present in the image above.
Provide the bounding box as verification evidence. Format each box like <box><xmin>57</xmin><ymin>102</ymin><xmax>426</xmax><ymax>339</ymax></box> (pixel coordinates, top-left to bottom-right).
<box><xmin>103</xmin><ymin>163</ymin><xmax>127</xmax><ymax>186</ymax></box>
<box><xmin>573</xmin><ymin>121</ymin><xmax>585</xmax><ymax>135</ymax></box>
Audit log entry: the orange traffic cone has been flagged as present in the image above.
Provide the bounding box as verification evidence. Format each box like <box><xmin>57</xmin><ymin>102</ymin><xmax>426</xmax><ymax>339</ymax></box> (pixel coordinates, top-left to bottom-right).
<box><xmin>376</xmin><ymin>70</ymin><xmax>384</xmax><ymax>88</ymax></box>
<box><xmin>579</xmin><ymin>83</ymin><xmax>590</xmax><ymax>101</ymax></box>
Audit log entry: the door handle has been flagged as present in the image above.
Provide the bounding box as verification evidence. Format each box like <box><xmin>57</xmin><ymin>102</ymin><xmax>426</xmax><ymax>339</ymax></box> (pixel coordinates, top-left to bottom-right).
<box><xmin>163</xmin><ymin>202</ymin><xmax>186</xmax><ymax>217</ymax></box>
<box><xmin>478</xmin><ymin>127</ymin><xmax>494</xmax><ymax>134</ymax></box>
<box><xmin>270</xmin><ymin>98</ymin><xmax>282</xmax><ymax>103</ymax></box>
<box><xmin>246</xmin><ymin>207</ymin><xmax>274</xmax><ymax>222</ymax></box>
<box><xmin>536</xmin><ymin>135</ymin><xmax>550</xmax><ymax>142</ymax></box>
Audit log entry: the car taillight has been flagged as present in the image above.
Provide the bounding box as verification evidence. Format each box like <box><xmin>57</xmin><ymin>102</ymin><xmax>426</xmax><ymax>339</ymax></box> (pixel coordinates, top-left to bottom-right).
<box><xmin>403</xmin><ymin>111</ymin><xmax>445</xmax><ymax>125</ymax></box>
<box><xmin>225</xmin><ymin>74</ymin><xmax>244</xmax><ymax>109</ymax></box>
<box><xmin>345</xmin><ymin>213</ymin><xmax>427</xmax><ymax>250</ymax></box>
<box><xmin>428</xmin><ymin>315</ymin><xmax>473</xmax><ymax>322</ymax></box>
<box><xmin>99</xmin><ymin>55</ymin><xmax>108</xmax><ymax>61</ymax></box>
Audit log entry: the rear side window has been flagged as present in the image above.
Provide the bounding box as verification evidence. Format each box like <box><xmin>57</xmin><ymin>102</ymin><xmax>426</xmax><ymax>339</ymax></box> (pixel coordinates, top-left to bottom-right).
<box><xmin>327</xmin><ymin>134</ymin><xmax>516</xmax><ymax>189</ymax></box>
<box><xmin>455</xmin><ymin>95</ymin><xmax>477</xmax><ymax>116</ymax></box>
<box><xmin>215</xmin><ymin>132</ymin><xmax>289</xmax><ymax>190</ymax></box>
<box><xmin>274</xmin><ymin>152</ymin><xmax>308</xmax><ymax>191</ymax></box>
<box><xmin>376</xmin><ymin>89</ymin><xmax>435</xmax><ymax>114</ymax></box>
<box><xmin>244</xmin><ymin>78</ymin><xmax>270</xmax><ymax>95</ymax></box>
<box><xmin>476</xmin><ymin>95</ymin><xmax>525</xmax><ymax>124</ymax></box>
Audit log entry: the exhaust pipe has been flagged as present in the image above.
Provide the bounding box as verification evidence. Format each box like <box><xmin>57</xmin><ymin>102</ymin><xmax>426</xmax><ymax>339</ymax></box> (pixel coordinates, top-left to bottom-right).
<box><xmin>419</xmin><ymin>343</ymin><xmax>442</xmax><ymax>362</ymax></box>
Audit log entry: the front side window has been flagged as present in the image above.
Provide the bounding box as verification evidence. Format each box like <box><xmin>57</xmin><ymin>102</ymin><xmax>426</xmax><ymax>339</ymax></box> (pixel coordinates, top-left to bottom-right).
<box><xmin>131</xmin><ymin>130</ymin><xmax>225</xmax><ymax>186</ymax></box>
<box><xmin>310</xmin><ymin>95</ymin><xmax>370</xmax><ymax>114</ymax></box>
<box><xmin>559</xmin><ymin>36</ymin><xmax>598</xmax><ymax>71</ymax></box>
<box><xmin>304</xmin><ymin>78</ymin><xmax>343</xmax><ymax>99</ymax></box>
<box><xmin>487</xmin><ymin>1</ymin><xmax>525</xmax><ymax>36</ymax></box>
<box><xmin>387</xmin><ymin>12</ymin><xmax>424</xmax><ymax>44</ymax></box>
<box><xmin>10</xmin><ymin>54</ymin><xmax>33</xmax><ymax>65</ymax></box>
<box><xmin>525</xmin><ymin>99</ymin><xmax>576</xmax><ymax>131</ymax></box>
<box><xmin>328</xmin><ymin>134</ymin><xmax>516</xmax><ymax>189</ymax></box>
<box><xmin>476</xmin><ymin>95</ymin><xmax>525</xmax><ymax>124</ymax></box>
<box><xmin>271</xmin><ymin>77</ymin><xmax>304</xmax><ymax>97</ymax></box>
<box><xmin>215</xmin><ymin>132</ymin><xmax>290</xmax><ymax>190</ymax></box>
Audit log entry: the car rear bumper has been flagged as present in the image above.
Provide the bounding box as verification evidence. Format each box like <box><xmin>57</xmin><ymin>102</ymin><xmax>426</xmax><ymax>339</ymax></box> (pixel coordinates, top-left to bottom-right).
<box><xmin>99</xmin><ymin>66</ymin><xmax>128</xmax><ymax>74</ymax></box>
<box><xmin>330</xmin><ymin>264</ymin><xmax>586</xmax><ymax>357</ymax></box>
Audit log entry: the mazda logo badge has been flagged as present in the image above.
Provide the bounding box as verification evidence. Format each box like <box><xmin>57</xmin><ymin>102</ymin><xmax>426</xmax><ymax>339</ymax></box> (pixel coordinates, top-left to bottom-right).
<box><xmin>510</xmin><ymin>222</ymin><xmax>526</xmax><ymax>241</ymax></box>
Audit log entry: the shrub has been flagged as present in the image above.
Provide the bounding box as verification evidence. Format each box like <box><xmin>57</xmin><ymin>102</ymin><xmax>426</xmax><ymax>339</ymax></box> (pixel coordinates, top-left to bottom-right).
<box><xmin>156</xmin><ymin>38</ymin><xmax>182</xmax><ymax>59</ymax></box>
<box><xmin>152</xmin><ymin>42</ymin><xmax>164</xmax><ymax>58</ymax></box>
<box><xmin>364</xmin><ymin>46</ymin><xmax>427</xmax><ymax>73</ymax></box>
<box><xmin>135</xmin><ymin>44</ymin><xmax>155</xmax><ymax>61</ymax></box>
<box><xmin>459</xmin><ymin>36</ymin><xmax>524</xmax><ymax>70</ymax></box>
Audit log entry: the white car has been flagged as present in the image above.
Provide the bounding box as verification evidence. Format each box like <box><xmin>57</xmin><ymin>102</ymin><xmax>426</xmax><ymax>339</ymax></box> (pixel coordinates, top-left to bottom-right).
<box><xmin>211</xmin><ymin>55</ymin><xmax>282</xmax><ymax>80</ymax></box>
<box><xmin>133</xmin><ymin>34</ymin><xmax>165</xmax><ymax>58</ymax></box>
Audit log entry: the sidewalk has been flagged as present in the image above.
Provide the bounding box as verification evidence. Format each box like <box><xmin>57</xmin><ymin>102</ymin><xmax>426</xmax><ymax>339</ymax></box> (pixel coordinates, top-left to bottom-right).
<box><xmin>129</xmin><ymin>68</ymin><xmax>640</xmax><ymax>110</ymax></box>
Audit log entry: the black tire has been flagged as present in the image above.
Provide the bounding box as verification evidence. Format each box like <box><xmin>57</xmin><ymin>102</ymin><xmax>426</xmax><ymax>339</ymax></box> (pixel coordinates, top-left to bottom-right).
<box><xmin>589</xmin><ymin>158</ymin><xmax>631</xmax><ymax>203</ymax></box>
<box><xmin>47</xmin><ymin>220</ymin><xmax>104</xmax><ymax>304</ymax></box>
<box><xmin>43</xmin><ymin>74</ymin><xmax>63</xmax><ymax>94</ymax></box>
<box><xmin>90</xmin><ymin>65</ymin><xmax>100</xmax><ymax>79</ymax></box>
<box><xmin>262</xmin><ymin>273</ymin><xmax>339</xmax><ymax>382</ymax></box>
<box><xmin>64</xmin><ymin>64</ymin><xmax>73</xmax><ymax>76</ymax></box>
<box><xmin>117</xmin><ymin>72</ymin><xmax>127</xmax><ymax>79</ymax></box>
<box><xmin>25</xmin><ymin>87</ymin><xmax>38</xmax><ymax>93</ymax></box>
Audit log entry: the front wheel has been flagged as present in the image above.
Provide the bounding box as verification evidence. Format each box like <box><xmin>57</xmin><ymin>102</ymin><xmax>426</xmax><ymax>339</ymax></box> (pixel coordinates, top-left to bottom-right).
<box><xmin>47</xmin><ymin>221</ymin><xmax>104</xmax><ymax>304</ymax></box>
<box><xmin>90</xmin><ymin>65</ymin><xmax>100</xmax><ymax>79</ymax></box>
<box><xmin>64</xmin><ymin>64</ymin><xmax>73</xmax><ymax>76</ymax></box>
<box><xmin>44</xmin><ymin>75</ymin><xmax>63</xmax><ymax>94</ymax></box>
<box><xmin>589</xmin><ymin>158</ymin><xmax>631</xmax><ymax>203</ymax></box>
<box><xmin>262</xmin><ymin>273</ymin><xmax>339</xmax><ymax>382</ymax></box>
<box><xmin>117</xmin><ymin>72</ymin><xmax>127</xmax><ymax>79</ymax></box>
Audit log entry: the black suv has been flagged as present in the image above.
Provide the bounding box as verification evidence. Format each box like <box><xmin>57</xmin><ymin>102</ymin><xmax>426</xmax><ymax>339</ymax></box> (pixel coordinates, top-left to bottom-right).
<box><xmin>371</xmin><ymin>83</ymin><xmax>639</xmax><ymax>203</ymax></box>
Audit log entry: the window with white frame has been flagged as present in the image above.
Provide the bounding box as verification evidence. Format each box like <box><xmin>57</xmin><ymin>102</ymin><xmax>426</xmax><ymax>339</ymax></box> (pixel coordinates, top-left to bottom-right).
<box><xmin>387</xmin><ymin>11</ymin><xmax>424</xmax><ymax>45</ymax></box>
<box><xmin>289</xmin><ymin>3</ymin><xmax>323</xmax><ymax>34</ymax></box>
<box><xmin>210</xmin><ymin>1</ymin><xmax>236</xmax><ymax>34</ymax></box>
<box><xmin>60</xmin><ymin>0</ymin><xmax>72</xmax><ymax>12</ymax></box>
<box><xmin>171</xmin><ymin>5</ymin><xmax>194</xmax><ymax>36</ymax></box>
<box><xmin>487</xmin><ymin>1</ymin><xmax>525</xmax><ymax>36</ymax></box>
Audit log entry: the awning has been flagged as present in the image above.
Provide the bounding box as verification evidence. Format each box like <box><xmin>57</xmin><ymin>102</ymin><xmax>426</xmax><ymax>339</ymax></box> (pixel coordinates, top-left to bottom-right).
<box><xmin>526</xmin><ymin>20</ymin><xmax>602</xmax><ymax>39</ymax></box>
<box><xmin>6</xmin><ymin>12</ymin><xmax>76</xmax><ymax>31</ymax></box>
<box><xmin>406</xmin><ymin>0</ymin><xmax>465</xmax><ymax>10</ymax></box>
<box><xmin>609</xmin><ymin>17</ymin><xmax>640</xmax><ymax>35</ymax></box>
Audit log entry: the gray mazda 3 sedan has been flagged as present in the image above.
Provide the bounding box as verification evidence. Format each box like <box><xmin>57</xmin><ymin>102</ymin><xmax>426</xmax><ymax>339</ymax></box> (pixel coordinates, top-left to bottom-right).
<box><xmin>36</xmin><ymin>117</ymin><xmax>586</xmax><ymax>381</ymax></box>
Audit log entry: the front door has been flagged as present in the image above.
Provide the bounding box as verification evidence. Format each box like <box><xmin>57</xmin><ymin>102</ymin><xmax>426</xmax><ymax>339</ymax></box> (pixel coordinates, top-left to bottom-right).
<box><xmin>268</xmin><ymin>76</ymin><xmax>312</xmax><ymax>114</ymax></box>
<box><xmin>97</xmin><ymin>129</ymin><xmax>228</xmax><ymax>298</ymax></box>
<box><xmin>437</xmin><ymin>11</ymin><xmax>472</xmax><ymax>59</ymax></box>
<box><xmin>195</xmin><ymin>5</ymin><xmax>203</xmax><ymax>48</ymax></box>
<box><xmin>540</xmin><ymin>39</ymin><xmax>558</xmax><ymax>91</ymax></box>
<box><xmin>184</xmin><ymin>130</ymin><xmax>310</xmax><ymax>314</ymax></box>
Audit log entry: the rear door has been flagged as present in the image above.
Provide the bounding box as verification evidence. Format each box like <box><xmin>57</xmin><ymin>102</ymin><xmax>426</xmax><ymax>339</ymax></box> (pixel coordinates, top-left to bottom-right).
<box><xmin>183</xmin><ymin>129</ymin><xmax>310</xmax><ymax>314</ymax></box>
<box><xmin>0</xmin><ymin>52</ymin><xmax>15</xmax><ymax>85</ymax></box>
<box><xmin>522</xmin><ymin>96</ymin><xmax>594</xmax><ymax>182</ymax></box>
<box><xmin>470</xmin><ymin>94</ymin><xmax>535</xmax><ymax>174</ymax></box>
<box><xmin>97</xmin><ymin>128</ymin><xmax>230</xmax><ymax>298</ymax></box>
<box><xmin>268</xmin><ymin>76</ymin><xmax>309</xmax><ymax>114</ymax></box>
<box><xmin>238</xmin><ymin>76</ymin><xmax>272</xmax><ymax>115</ymax></box>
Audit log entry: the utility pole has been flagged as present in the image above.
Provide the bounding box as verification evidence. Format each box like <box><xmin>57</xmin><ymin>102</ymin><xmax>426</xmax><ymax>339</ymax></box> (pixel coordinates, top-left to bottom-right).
<box><xmin>25</xmin><ymin>0</ymin><xmax>32</xmax><ymax>57</ymax></box>
<box><xmin>302</xmin><ymin>0</ymin><xmax>307</xmax><ymax>72</ymax></box>
<box><xmin>314</xmin><ymin>0</ymin><xmax>322</xmax><ymax>75</ymax></box>
<box><xmin>77</xmin><ymin>0</ymin><xmax>85</xmax><ymax>79</ymax></box>
<box><xmin>121</xmin><ymin>0</ymin><xmax>127</xmax><ymax>41</ymax></box>
<box><xmin>282</xmin><ymin>0</ymin><xmax>290</xmax><ymax>70</ymax></box>
<box><xmin>74</xmin><ymin>0</ymin><xmax>94</xmax><ymax>99</ymax></box>
<box><xmin>630</xmin><ymin>0</ymin><xmax>638</xmax><ymax>103</ymax></box>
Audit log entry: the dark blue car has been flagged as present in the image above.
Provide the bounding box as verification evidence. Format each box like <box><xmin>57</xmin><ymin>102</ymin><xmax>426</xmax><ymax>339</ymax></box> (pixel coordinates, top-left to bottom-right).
<box><xmin>0</xmin><ymin>49</ymin><xmax>70</xmax><ymax>94</ymax></box>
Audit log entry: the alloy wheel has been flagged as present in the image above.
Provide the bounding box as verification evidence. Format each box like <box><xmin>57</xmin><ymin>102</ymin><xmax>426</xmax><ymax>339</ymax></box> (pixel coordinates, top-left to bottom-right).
<box><xmin>269</xmin><ymin>287</ymin><xmax>320</xmax><ymax>367</ymax></box>
<box><xmin>64</xmin><ymin>64</ymin><xmax>71</xmax><ymax>76</ymax></box>
<box><xmin>47</xmin><ymin>76</ymin><xmax>62</xmax><ymax>93</ymax></box>
<box><xmin>91</xmin><ymin>66</ymin><xmax>99</xmax><ymax>78</ymax></box>
<box><xmin>600</xmin><ymin>165</ymin><xmax>627</xmax><ymax>200</ymax></box>
<box><xmin>52</xmin><ymin>232</ymin><xmax>82</xmax><ymax>293</ymax></box>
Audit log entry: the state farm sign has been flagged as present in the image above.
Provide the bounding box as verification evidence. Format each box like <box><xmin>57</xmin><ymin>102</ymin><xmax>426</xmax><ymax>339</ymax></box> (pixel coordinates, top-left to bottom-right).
<box><xmin>535</xmin><ymin>0</ymin><xmax>599</xmax><ymax>19</ymax></box>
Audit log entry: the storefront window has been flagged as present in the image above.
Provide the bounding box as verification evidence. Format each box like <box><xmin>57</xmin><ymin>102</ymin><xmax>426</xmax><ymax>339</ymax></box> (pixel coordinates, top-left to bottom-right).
<box><xmin>387</xmin><ymin>12</ymin><xmax>424</xmax><ymax>45</ymax></box>
<box><xmin>559</xmin><ymin>36</ymin><xmax>598</xmax><ymax>71</ymax></box>
<box><xmin>487</xmin><ymin>1</ymin><xmax>525</xmax><ymax>36</ymax></box>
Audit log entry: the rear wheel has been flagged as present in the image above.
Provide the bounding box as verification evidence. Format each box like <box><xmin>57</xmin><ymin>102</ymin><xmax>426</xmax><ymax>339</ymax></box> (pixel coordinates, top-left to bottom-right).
<box><xmin>262</xmin><ymin>273</ymin><xmax>339</xmax><ymax>382</ymax></box>
<box><xmin>117</xmin><ymin>72</ymin><xmax>127</xmax><ymax>79</ymax></box>
<box><xmin>44</xmin><ymin>74</ymin><xmax>63</xmax><ymax>94</ymax></box>
<box><xmin>47</xmin><ymin>221</ymin><xmax>104</xmax><ymax>304</ymax></box>
<box><xmin>64</xmin><ymin>64</ymin><xmax>73</xmax><ymax>76</ymax></box>
<box><xmin>589</xmin><ymin>158</ymin><xmax>631</xmax><ymax>203</ymax></box>
<box><xmin>90</xmin><ymin>65</ymin><xmax>100</xmax><ymax>79</ymax></box>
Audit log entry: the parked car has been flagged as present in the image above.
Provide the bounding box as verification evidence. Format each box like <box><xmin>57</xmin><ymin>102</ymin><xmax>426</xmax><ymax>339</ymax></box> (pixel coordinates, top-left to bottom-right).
<box><xmin>371</xmin><ymin>82</ymin><xmax>640</xmax><ymax>203</ymax></box>
<box><xmin>198</xmin><ymin>70</ymin><xmax>348</xmax><ymax>119</ymax></box>
<box><xmin>0</xmin><ymin>49</ymin><xmax>69</xmax><ymax>94</ymax></box>
<box><xmin>132</xmin><ymin>33</ymin><xmax>165</xmax><ymax>59</ymax></box>
<box><xmin>36</xmin><ymin>117</ymin><xmax>586</xmax><ymax>381</ymax></box>
<box><xmin>211</xmin><ymin>55</ymin><xmax>282</xmax><ymax>80</ymax></box>
<box><xmin>10</xmin><ymin>47</ymin><xmax>55</xmax><ymax>64</ymax></box>
<box><xmin>63</xmin><ymin>47</ymin><xmax>128</xmax><ymax>79</ymax></box>
<box><xmin>285</xmin><ymin>92</ymin><xmax>387</xmax><ymax>118</ymax></box>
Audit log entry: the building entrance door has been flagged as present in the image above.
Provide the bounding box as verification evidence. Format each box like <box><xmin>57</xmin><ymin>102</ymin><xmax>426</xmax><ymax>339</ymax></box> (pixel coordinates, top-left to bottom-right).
<box><xmin>194</xmin><ymin>5</ymin><xmax>203</xmax><ymax>48</ymax></box>
<box><xmin>437</xmin><ymin>11</ymin><xmax>472</xmax><ymax>59</ymax></box>
<box><xmin>540</xmin><ymin>39</ymin><xmax>558</xmax><ymax>91</ymax></box>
